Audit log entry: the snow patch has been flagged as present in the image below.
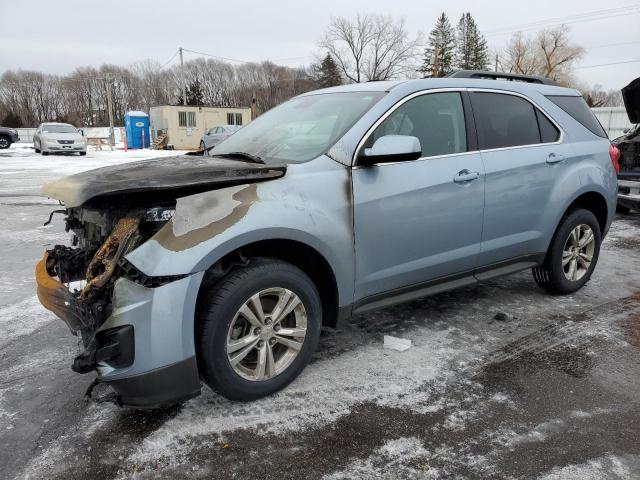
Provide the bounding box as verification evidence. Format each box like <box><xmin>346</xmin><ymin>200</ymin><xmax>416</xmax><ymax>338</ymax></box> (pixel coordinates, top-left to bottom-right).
<box><xmin>0</xmin><ymin>296</ymin><xmax>57</xmax><ymax>348</ymax></box>
<box><xmin>127</xmin><ymin>328</ymin><xmax>468</xmax><ymax>466</ymax></box>
<box><xmin>537</xmin><ymin>454</ymin><xmax>631</xmax><ymax>480</ymax></box>
<box><xmin>322</xmin><ymin>436</ymin><xmax>430</xmax><ymax>479</ymax></box>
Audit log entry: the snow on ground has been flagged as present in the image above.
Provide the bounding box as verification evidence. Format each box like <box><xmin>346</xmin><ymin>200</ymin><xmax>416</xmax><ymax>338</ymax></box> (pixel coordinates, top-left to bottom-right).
<box><xmin>537</xmin><ymin>455</ymin><xmax>634</xmax><ymax>480</ymax></box>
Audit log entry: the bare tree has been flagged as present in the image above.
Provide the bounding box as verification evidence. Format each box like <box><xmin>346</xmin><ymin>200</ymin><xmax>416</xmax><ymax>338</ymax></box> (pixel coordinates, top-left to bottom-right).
<box><xmin>577</xmin><ymin>83</ymin><xmax>624</xmax><ymax>107</ymax></box>
<box><xmin>320</xmin><ymin>14</ymin><xmax>421</xmax><ymax>82</ymax></box>
<box><xmin>504</xmin><ymin>32</ymin><xmax>540</xmax><ymax>75</ymax></box>
<box><xmin>536</xmin><ymin>26</ymin><xmax>584</xmax><ymax>83</ymax></box>
<box><xmin>502</xmin><ymin>26</ymin><xmax>584</xmax><ymax>85</ymax></box>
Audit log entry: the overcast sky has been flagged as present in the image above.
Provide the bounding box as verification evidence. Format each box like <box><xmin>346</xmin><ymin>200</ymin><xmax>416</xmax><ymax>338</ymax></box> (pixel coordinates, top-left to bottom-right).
<box><xmin>2</xmin><ymin>0</ymin><xmax>638</xmax><ymax>90</ymax></box>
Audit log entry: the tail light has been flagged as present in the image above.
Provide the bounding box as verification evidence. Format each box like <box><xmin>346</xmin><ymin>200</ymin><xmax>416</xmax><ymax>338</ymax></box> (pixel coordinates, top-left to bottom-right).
<box><xmin>609</xmin><ymin>144</ymin><xmax>621</xmax><ymax>174</ymax></box>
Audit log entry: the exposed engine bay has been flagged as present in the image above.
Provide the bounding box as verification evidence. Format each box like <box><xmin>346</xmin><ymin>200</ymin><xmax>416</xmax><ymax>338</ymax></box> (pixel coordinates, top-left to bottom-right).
<box><xmin>37</xmin><ymin>202</ymin><xmax>176</xmax><ymax>362</ymax></box>
<box><xmin>36</xmin><ymin>154</ymin><xmax>286</xmax><ymax>375</ymax></box>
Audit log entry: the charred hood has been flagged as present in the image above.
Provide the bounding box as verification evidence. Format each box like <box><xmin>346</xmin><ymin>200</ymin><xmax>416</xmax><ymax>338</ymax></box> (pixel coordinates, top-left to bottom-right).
<box><xmin>42</xmin><ymin>155</ymin><xmax>286</xmax><ymax>207</ymax></box>
<box><xmin>622</xmin><ymin>77</ymin><xmax>640</xmax><ymax>124</ymax></box>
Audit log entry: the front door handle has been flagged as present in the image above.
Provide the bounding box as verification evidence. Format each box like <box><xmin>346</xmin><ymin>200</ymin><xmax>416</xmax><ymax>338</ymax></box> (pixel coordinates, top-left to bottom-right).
<box><xmin>454</xmin><ymin>170</ymin><xmax>480</xmax><ymax>183</ymax></box>
<box><xmin>546</xmin><ymin>153</ymin><xmax>565</xmax><ymax>164</ymax></box>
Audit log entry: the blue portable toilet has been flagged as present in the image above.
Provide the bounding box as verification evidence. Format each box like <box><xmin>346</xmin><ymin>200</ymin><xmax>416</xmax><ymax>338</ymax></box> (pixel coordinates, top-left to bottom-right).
<box><xmin>124</xmin><ymin>111</ymin><xmax>150</xmax><ymax>149</ymax></box>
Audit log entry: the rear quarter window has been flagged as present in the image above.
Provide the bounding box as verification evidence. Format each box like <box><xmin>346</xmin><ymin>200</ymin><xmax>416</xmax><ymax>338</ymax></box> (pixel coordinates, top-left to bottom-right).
<box><xmin>471</xmin><ymin>92</ymin><xmax>540</xmax><ymax>149</ymax></box>
<box><xmin>546</xmin><ymin>95</ymin><xmax>607</xmax><ymax>138</ymax></box>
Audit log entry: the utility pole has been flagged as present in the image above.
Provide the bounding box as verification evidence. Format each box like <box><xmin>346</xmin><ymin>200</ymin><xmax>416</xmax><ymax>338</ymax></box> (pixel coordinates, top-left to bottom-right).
<box><xmin>251</xmin><ymin>91</ymin><xmax>257</xmax><ymax>120</ymax></box>
<box><xmin>495</xmin><ymin>53</ymin><xmax>499</xmax><ymax>72</ymax></box>
<box><xmin>104</xmin><ymin>77</ymin><xmax>115</xmax><ymax>147</ymax></box>
<box><xmin>179</xmin><ymin>47</ymin><xmax>187</xmax><ymax>106</ymax></box>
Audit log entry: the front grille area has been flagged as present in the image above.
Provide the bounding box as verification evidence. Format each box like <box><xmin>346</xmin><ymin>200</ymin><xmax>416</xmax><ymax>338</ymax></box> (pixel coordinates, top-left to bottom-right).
<box><xmin>58</xmin><ymin>140</ymin><xmax>74</xmax><ymax>145</ymax></box>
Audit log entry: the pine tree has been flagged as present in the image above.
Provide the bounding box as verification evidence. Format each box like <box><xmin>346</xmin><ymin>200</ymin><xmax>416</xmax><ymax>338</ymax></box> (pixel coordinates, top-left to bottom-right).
<box><xmin>313</xmin><ymin>54</ymin><xmax>342</xmax><ymax>88</ymax></box>
<box><xmin>176</xmin><ymin>79</ymin><xmax>204</xmax><ymax>106</ymax></box>
<box><xmin>418</xmin><ymin>13</ymin><xmax>456</xmax><ymax>77</ymax></box>
<box><xmin>455</xmin><ymin>13</ymin><xmax>489</xmax><ymax>71</ymax></box>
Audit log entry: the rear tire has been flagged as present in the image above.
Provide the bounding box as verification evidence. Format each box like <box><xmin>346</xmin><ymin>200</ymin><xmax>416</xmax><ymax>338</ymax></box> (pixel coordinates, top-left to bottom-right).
<box><xmin>533</xmin><ymin>208</ymin><xmax>601</xmax><ymax>294</ymax></box>
<box><xmin>196</xmin><ymin>258</ymin><xmax>322</xmax><ymax>401</ymax></box>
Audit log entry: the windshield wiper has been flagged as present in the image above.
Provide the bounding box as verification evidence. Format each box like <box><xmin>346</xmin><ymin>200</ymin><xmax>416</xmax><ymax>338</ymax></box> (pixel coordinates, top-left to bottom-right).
<box><xmin>214</xmin><ymin>152</ymin><xmax>264</xmax><ymax>164</ymax></box>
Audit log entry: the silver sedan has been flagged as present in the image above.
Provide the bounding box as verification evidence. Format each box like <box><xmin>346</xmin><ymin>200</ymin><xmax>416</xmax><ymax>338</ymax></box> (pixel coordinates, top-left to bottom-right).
<box><xmin>200</xmin><ymin>125</ymin><xmax>241</xmax><ymax>152</ymax></box>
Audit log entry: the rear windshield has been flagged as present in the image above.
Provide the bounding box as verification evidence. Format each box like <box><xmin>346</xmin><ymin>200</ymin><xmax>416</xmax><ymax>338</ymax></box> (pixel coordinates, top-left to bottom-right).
<box><xmin>546</xmin><ymin>95</ymin><xmax>607</xmax><ymax>138</ymax></box>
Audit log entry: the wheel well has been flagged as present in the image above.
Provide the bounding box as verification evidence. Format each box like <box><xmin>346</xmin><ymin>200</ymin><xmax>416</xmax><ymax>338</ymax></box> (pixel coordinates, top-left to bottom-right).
<box><xmin>565</xmin><ymin>192</ymin><xmax>608</xmax><ymax>233</ymax></box>
<box><xmin>201</xmin><ymin>239</ymin><xmax>340</xmax><ymax>328</ymax></box>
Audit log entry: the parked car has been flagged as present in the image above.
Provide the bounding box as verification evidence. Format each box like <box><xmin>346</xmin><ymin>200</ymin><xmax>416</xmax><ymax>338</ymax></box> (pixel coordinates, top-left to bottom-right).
<box><xmin>614</xmin><ymin>76</ymin><xmax>640</xmax><ymax>212</ymax></box>
<box><xmin>37</xmin><ymin>71</ymin><xmax>617</xmax><ymax>408</ymax></box>
<box><xmin>200</xmin><ymin>124</ymin><xmax>241</xmax><ymax>152</ymax></box>
<box><xmin>0</xmin><ymin>127</ymin><xmax>20</xmax><ymax>149</ymax></box>
<box><xmin>34</xmin><ymin>122</ymin><xmax>87</xmax><ymax>156</ymax></box>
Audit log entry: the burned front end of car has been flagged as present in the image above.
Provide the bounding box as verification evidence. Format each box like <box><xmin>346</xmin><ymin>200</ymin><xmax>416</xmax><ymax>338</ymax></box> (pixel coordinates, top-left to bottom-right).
<box><xmin>36</xmin><ymin>203</ymin><xmax>176</xmax><ymax>374</ymax></box>
<box><xmin>35</xmin><ymin>155</ymin><xmax>286</xmax><ymax>407</ymax></box>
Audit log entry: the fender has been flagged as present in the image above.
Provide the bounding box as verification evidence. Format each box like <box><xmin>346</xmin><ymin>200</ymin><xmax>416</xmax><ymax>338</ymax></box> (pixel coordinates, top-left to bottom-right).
<box><xmin>125</xmin><ymin>157</ymin><xmax>355</xmax><ymax>306</ymax></box>
<box><xmin>541</xmin><ymin>144</ymin><xmax>617</xmax><ymax>253</ymax></box>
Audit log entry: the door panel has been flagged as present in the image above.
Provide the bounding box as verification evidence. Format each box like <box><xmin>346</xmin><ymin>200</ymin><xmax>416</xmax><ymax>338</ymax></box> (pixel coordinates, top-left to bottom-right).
<box><xmin>353</xmin><ymin>153</ymin><xmax>485</xmax><ymax>299</ymax></box>
<box><xmin>352</xmin><ymin>91</ymin><xmax>484</xmax><ymax>301</ymax></box>
<box><xmin>478</xmin><ymin>145</ymin><xmax>569</xmax><ymax>264</ymax></box>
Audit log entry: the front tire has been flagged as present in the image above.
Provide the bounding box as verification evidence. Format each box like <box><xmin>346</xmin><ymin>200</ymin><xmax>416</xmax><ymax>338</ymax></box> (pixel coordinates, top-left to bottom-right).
<box><xmin>196</xmin><ymin>258</ymin><xmax>322</xmax><ymax>401</ymax></box>
<box><xmin>0</xmin><ymin>136</ymin><xmax>10</xmax><ymax>149</ymax></box>
<box><xmin>533</xmin><ymin>208</ymin><xmax>601</xmax><ymax>294</ymax></box>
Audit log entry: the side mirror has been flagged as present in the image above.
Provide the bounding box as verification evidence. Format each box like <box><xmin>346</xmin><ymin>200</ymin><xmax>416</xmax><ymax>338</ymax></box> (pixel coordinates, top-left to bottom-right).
<box><xmin>359</xmin><ymin>135</ymin><xmax>422</xmax><ymax>167</ymax></box>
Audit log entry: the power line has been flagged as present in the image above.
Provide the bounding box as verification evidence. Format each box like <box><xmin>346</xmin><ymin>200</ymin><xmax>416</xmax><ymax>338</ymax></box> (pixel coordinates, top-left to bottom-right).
<box><xmin>575</xmin><ymin>59</ymin><xmax>640</xmax><ymax>69</ymax></box>
<box><xmin>485</xmin><ymin>4</ymin><xmax>640</xmax><ymax>36</ymax></box>
<box><xmin>159</xmin><ymin>50</ymin><xmax>180</xmax><ymax>69</ymax></box>
<box><xmin>181</xmin><ymin>48</ymin><xmax>252</xmax><ymax>64</ymax></box>
<box><xmin>584</xmin><ymin>40</ymin><xmax>640</xmax><ymax>50</ymax></box>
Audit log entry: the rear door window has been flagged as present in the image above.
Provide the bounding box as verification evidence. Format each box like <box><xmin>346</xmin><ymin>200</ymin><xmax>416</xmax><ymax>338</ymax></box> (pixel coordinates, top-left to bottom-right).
<box><xmin>471</xmin><ymin>92</ymin><xmax>540</xmax><ymax>149</ymax></box>
<box><xmin>546</xmin><ymin>95</ymin><xmax>607</xmax><ymax>138</ymax></box>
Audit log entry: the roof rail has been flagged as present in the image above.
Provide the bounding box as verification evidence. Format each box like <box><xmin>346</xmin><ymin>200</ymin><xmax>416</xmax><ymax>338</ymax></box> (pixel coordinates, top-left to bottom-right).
<box><xmin>445</xmin><ymin>70</ymin><xmax>559</xmax><ymax>86</ymax></box>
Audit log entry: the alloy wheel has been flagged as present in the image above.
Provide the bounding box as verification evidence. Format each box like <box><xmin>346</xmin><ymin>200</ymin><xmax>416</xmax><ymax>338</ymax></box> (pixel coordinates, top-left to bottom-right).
<box><xmin>562</xmin><ymin>224</ymin><xmax>595</xmax><ymax>281</ymax></box>
<box><xmin>226</xmin><ymin>287</ymin><xmax>307</xmax><ymax>381</ymax></box>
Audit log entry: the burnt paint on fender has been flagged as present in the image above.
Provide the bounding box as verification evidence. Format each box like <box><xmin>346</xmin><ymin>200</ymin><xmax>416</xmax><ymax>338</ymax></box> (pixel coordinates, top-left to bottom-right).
<box><xmin>153</xmin><ymin>184</ymin><xmax>258</xmax><ymax>252</ymax></box>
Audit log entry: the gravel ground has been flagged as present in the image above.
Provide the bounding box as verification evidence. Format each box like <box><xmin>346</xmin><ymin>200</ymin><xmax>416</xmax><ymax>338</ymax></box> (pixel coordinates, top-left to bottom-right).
<box><xmin>1</xmin><ymin>143</ymin><xmax>640</xmax><ymax>479</ymax></box>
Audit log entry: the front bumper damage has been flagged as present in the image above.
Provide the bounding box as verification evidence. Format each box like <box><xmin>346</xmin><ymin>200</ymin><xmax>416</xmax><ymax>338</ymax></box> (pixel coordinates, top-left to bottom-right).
<box><xmin>36</xmin><ymin>217</ymin><xmax>203</xmax><ymax>408</ymax></box>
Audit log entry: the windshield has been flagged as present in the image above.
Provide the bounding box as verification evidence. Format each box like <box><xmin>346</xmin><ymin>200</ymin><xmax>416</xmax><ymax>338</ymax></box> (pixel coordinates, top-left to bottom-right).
<box><xmin>42</xmin><ymin>124</ymin><xmax>77</xmax><ymax>134</ymax></box>
<box><xmin>212</xmin><ymin>92</ymin><xmax>385</xmax><ymax>164</ymax></box>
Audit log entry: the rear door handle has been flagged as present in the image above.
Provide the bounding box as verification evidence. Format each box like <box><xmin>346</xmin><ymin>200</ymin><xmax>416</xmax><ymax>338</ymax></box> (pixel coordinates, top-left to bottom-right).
<box><xmin>546</xmin><ymin>153</ymin><xmax>565</xmax><ymax>164</ymax></box>
<box><xmin>454</xmin><ymin>170</ymin><xmax>480</xmax><ymax>183</ymax></box>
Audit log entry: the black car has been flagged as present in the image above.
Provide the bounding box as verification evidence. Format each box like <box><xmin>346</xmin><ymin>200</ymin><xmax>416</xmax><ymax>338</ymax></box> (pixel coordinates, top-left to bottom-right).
<box><xmin>0</xmin><ymin>127</ymin><xmax>20</xmax><ymax>149</ymax></box>
<box><xmin>615</xmin><ymin>77</ymin><xmax>640</xmax><ymax>212</ymax></box>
